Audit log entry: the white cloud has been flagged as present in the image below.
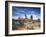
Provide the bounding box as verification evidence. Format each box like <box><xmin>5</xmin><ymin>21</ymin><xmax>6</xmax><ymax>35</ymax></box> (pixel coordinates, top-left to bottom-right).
<box><xmin>21</xmin><ymin>10</ymin><xmax>25</xmax><ymax>12</ymax></box>
<box><xmin>12</xmin><ymin>15</ymin><xmax>25</xmax><ymax>20</ymax></box>
<box><xmin>31</xmin><ymin>11</ymin><xmax>35</xmax><ymax>15</ymax></box>
<box><xmin>20</xmin><ymin>15</ymin><xmax>25</xmax><ymax>18</ymax></box>
<box><xmin>15</xmin><ymin>12</ymin><xmax>20</xmax><ymax>14</ymax></box>
<box><xmin>33</xmin><ymin>14</ymin><xmax>38</xmax><ymax>20</ymax></box>
<box><xmin>27</xmin><ymin>14</ymin><xmax>31</xmax><ymax>19</ymax></box>
<box><xmin>12</xmin><ymin>16</ymin><xmax>18</xmax><ymax>19</ymax></box>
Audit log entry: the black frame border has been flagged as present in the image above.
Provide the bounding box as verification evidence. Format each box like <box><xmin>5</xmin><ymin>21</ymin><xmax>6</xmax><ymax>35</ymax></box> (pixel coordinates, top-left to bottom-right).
<box><xmin>5</xmin><ymin>1</ymin><xmax>45</xmax><ymax>36</ymax></box>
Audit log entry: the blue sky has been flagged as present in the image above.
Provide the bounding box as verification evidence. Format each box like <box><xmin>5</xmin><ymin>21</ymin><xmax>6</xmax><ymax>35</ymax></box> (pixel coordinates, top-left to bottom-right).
<box><xmin>12</xmin><ymin>6</ymin><xmax>40</xmax><ymax>20</ymax></box>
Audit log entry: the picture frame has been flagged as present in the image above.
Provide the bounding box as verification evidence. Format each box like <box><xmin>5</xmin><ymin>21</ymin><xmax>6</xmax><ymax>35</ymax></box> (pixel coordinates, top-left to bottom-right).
<box><xmin>5</xmin><ymin>1</ymin><xmax>45</xmax><ymax>36</ymax></box>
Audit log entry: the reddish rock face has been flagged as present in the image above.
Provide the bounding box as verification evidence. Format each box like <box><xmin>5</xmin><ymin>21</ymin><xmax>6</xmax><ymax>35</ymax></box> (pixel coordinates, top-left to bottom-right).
<box><xmin>16</xmin><ymin>28</ymin><xmax>27</xmax><ymax>30</ymax></box>
<box><xmin>16</xmin><ymin>28</ymin><xmax>31</xmax><ymax>30</ymax></box>
<box><xmin>16</xmin><ymin>18</ymin><xmax>31</xmax><ymax>20</ymax></box>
